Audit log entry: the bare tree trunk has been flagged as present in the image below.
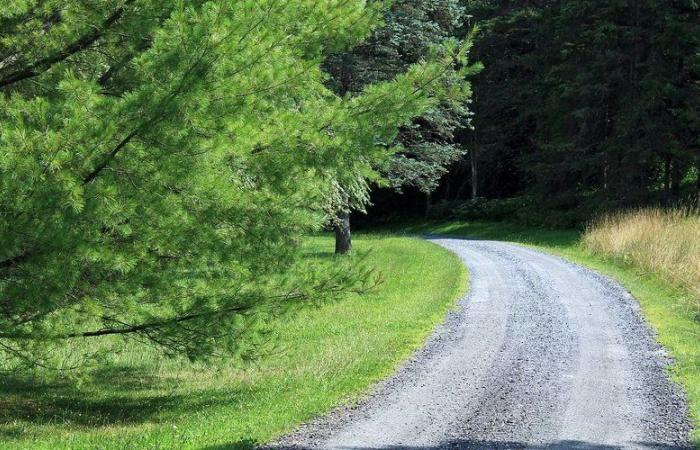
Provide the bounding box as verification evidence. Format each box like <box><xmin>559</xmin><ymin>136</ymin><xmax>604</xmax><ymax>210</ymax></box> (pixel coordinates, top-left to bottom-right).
<box><xmin>663</xmin><ymin>155</ymin><xmax>672</xmax><ymax>204</ymax></box>
<box><xmin>455</xmin><ymin>160</ymin><xmax>470</xmax><ymax>200</ymax></box>
<box><xmin>334</xmin><ymin>212</ymin><xmax>351</xmax><ymax>255</ymax></box>
<box><xmin>671</xmin><ymin>161</ymin><xmax>681</xmax><ymax>201</ymax></box>
<box><xmin>470</xmin><ymin>147</ymin><xmax>478</xmax><ymax>200</ymax></box>
<box><xmin>603</xmin><ymin>151</ymin><xmax>609</xmax><ymax>191</ymax></box>
<box><xmin>470</xmin><ymin>88</ymin><xmax>479</xmax><ymax>201</ymax></box>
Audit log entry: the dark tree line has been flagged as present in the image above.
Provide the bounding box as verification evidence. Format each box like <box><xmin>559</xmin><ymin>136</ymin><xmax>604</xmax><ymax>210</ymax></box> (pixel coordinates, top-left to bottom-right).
<box><xmin>367</xmin><ymin>0</ymin><xmax>700</xmax><ymax>226</ymax></box>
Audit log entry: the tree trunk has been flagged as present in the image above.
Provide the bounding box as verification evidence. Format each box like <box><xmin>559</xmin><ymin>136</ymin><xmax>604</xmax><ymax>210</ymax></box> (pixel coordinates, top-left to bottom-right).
<box><xmin>334</xmin><ymin>212</ymin><xmax>351</xmax><ymax>255</ymax></box>
<box><xmin>470</xmin><ymin>147</ymin><xmax>478</xmax><ymax>200</ymax></box>
<box><xmin>663</xmin><ymin>155</ymin><xmax>672</xmax><ymax>204</ymax></box>
<box><xmin>603</xmin><ymin>151</ymin><xmax>609</xmax><ymax>191</ymax></box>
<box><xmin>454</xmin><ymin>160</ymin><xmax>470</xmax><ymax>200</ymax></box>
<box><xmin>671</xmin><ymin>159</ymin><xmax>681</xmax><ymax>201</ymax></box>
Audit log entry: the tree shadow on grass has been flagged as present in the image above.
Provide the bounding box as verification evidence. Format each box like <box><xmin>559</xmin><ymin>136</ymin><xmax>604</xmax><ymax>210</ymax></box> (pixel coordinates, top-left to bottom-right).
<box><xmin>395</xmin><ymin>220</ymin><xmax>581</xmax><ymax>249</ymax></box>
<box><xmin>0</xmin><ymin>364</ymin><xmax>256</xmax><ymax>435</ymax></box>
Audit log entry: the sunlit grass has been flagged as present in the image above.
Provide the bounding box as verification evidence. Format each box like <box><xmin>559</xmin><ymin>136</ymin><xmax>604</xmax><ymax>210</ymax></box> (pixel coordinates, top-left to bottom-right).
<box><xmin>0</xmin><ymin>234</ymin><xmax>466</xmax><ymax>449</ymax></box>
<box><xmin>583</xmin><ymin>207</ymin><xmax>700</xmax><ymax>317</ymax></box>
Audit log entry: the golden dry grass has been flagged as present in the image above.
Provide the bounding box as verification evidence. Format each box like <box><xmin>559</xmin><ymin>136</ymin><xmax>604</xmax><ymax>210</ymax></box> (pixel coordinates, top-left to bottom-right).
<box><xmin>583</xmin><ymin>207</ymin><xmax>700</xmax><ymax>316</ymax></box>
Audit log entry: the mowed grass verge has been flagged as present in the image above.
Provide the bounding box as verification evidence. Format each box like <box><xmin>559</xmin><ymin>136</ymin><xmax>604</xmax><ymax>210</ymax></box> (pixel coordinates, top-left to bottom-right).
<box><xmin>0</xmin><ymin>234</ymin><xmax>466</xmax><ymax>450</ymax></box>
<box><xmin>408</xmin><ymin>220</ymin><xmax>700</xmax><ymax>448</ymax></box>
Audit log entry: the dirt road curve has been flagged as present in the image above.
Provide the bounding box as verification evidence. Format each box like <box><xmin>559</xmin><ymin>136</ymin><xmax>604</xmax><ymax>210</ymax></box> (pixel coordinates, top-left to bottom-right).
<box><xmin>270</xmin><ymin>238</ymin><xmax>693</xmax><ymax>450</ymax></box>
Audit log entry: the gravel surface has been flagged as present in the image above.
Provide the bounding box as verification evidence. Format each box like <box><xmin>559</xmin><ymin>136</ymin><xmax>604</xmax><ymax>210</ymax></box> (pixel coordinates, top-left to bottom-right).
<box><xmin>268</xmin><ymin>238</ymin><xmax>693</xmax><ymax>450</ymax></box>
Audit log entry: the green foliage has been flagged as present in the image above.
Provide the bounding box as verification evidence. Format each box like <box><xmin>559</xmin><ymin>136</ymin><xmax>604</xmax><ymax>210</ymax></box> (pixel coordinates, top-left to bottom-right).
<box><xmin>325</xmin><ymin>0</ymin><xmax>481</xmax><ymax>211</ymax></box>
<box><xmin>0</xmin><ymin>234</ymin><xmax>466</xmax><ymax>449</ymax></box>
<box><xmin>0</xmin><ymin>0</ymin><xmax>468</xmax><ymax>365</ymax></box>
<box><xmin>428</xmin><ymin>197</ymin><xmax>527</xmax><ymax>222</ymax></box>
<box><xmin>532</xmin><ymin>0</ymin><xmax>700</xmax><ymax>205</ymax></box>
<box><xmin>429</xmin><ymin>195</ymin><xmax>612</xmax><ymax>229</ymax></box>
<box><xmin>434</xmin><ymin>0</ymin><xmax>700</xmax><ymax>221</ymax></box>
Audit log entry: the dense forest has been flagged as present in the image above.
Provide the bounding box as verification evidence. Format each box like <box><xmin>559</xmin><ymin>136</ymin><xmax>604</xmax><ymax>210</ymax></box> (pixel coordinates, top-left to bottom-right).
<box><xmin>367</xmin><ymin>0</ymin><xmax>700</xmax><ymax>227</ymax></box>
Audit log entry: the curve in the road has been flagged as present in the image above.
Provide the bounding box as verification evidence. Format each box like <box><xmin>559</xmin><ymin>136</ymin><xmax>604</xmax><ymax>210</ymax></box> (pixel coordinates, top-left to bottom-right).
<box><xmin>270</xmin><ymin>238</ymin><xmax>693</xmax><ymax>450</ymax></box>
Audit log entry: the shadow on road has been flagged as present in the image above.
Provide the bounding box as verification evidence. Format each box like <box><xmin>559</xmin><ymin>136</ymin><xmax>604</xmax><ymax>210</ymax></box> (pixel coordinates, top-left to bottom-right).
<box><xmin>207</xmin><ymin>439</ymin><xmax>693</xmax><ymax>450</ymax></box>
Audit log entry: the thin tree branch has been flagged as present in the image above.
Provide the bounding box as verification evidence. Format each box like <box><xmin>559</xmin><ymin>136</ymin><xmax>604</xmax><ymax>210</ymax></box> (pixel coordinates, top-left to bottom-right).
<box><xmin>0</xmin><ymin>2</ymin><xmax>132</xmax><ymax>89</ymax></box>
<box><xmin>82</xmin><ymin>128</ymin><xmax>139</xmax><ymax>184</ymax></box>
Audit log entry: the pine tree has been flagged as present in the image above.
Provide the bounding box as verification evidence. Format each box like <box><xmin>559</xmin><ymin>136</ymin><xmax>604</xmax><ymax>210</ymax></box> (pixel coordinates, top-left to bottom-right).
<box><xmin>325</xmin><ymin>0</ymin><xmax>480</xmax><ymax>252</ymax></box>
<box><xmin>0</xmin><ymin>0</ymin><xmax>472</xmax><ymax>366</ymax></box>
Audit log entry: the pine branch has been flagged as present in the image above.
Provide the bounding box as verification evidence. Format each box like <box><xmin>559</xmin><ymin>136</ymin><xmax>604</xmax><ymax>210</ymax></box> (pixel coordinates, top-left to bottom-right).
<box><xmin>65</xmin><ymin>304</ymin><xmax>252</xmax><ymax>338</ymax></box>
<box><xmin>82</xmin><ymin>129</ymin><xmax>139</xmax><ymax>184</ymax></box>
<box><xmin>97</xmin><ymin>36</ymin><xmax>153</xmax><ymax>88</ymax></box>
<box><xmin>1</xmin><ymin>269</ymin><xmax>380</xmax><ymax>341</ymax></box>
<box><xmin>0</xmin><ymin>2</ymin><xmax>132</xmax><ymax>89</ymax></box>
<box><xmin>0</xmin><ymin>251</ymin><xmax>32</xmax><ymax>270</ymax></box>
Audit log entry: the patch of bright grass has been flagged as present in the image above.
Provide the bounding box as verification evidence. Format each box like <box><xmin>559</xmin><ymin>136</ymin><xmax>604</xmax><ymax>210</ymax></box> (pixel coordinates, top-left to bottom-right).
<box><xmin>0</xmin><ymin>234</ymin><xmax>466</xmax><ymax>449</ymax></box>
<box><xmin>406</xmin><ymin>220</ymin><xmax>700</xmax><ymax>448</ymax></box>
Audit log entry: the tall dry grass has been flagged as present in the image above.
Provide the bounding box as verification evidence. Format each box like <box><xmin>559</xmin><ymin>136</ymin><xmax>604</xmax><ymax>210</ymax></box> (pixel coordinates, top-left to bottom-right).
<box><xmin>583</xmin><ymin>207</ymin><xmax>700</xmax><ymax>317</ymax></box>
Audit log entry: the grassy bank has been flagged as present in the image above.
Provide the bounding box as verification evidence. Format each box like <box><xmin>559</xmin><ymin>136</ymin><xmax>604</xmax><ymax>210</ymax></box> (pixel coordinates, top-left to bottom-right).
<box><xmin>406</xmin><ymin>220</ymin><xmax>700</xmax><ymax>447</ymax></box>
<box><xmin>584</xmin><ymin>208</ymin><xmax>700</xmax><ymax>316</ymax></box>
<box><xmin>0</xmin><ymin>234</ymin><xmax>466</xmax><ymax>450</ymax></box>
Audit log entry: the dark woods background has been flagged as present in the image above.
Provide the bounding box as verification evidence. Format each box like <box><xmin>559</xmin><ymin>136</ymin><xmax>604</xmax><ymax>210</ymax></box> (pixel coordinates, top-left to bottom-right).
<box><xmin>362</xmin><ymin>0</ymin><xmax>700</xmax><ymax>228</ymax></box>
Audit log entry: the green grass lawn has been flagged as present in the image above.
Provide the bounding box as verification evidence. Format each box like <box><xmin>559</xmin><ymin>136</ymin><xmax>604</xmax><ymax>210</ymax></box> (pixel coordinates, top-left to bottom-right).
<box><xmin>404</xmin><ymin>220</ymin><xmax>700</xmax><ymax>448</ymax></box>
<box><xmin>0</xmin><ymin>234</ymin><xmax>465</xmax><ymax>450</ymax></box>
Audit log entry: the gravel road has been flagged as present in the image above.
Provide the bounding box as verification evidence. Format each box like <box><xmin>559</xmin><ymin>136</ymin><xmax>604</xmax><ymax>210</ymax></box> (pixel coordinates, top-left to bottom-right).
<box><xmin>269</xmin><ymin>238</ymin><xmax>693</xmax><ymax>450</ymax></box>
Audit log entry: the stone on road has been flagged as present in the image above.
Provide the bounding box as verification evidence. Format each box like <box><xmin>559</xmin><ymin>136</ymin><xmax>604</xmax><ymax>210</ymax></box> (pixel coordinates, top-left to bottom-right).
<box><xmin>269</xmin><ymin>238</ymin><xmax>693</xmax><ymax>450</ymax></box>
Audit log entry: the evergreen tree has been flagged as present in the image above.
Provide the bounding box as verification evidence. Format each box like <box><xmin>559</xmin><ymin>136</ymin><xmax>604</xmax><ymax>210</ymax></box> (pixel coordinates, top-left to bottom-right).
<box><xmin>0</xmin><ymin>0</ymin><xmax>472</xmax><ymax>366</ymax></box>
<box><xmin>531</xmin><ymin>0</ymin><xmax>700</xmax><ymax>210</ymax></box>
<box><xmin>451</xmin><ymin>0</ymin><xmax>545</xmax><ymax>201</ymax></box>
<box><xmin>324</xmin><ymin>0</ymin><xmax>480</xmax><ymax>252</ymax></box>
<box><xmin>431</xmin><ymin>0</ymin><xmax>700</xmax><ymax>225</ymax></box>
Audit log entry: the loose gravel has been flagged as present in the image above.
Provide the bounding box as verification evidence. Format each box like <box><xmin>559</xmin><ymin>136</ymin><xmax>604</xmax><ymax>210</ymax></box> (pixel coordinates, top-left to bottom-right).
<box><xmin>267</xmin><ymin>238</ymin><xmax>693</xmax><ymax>450</ymax></box>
